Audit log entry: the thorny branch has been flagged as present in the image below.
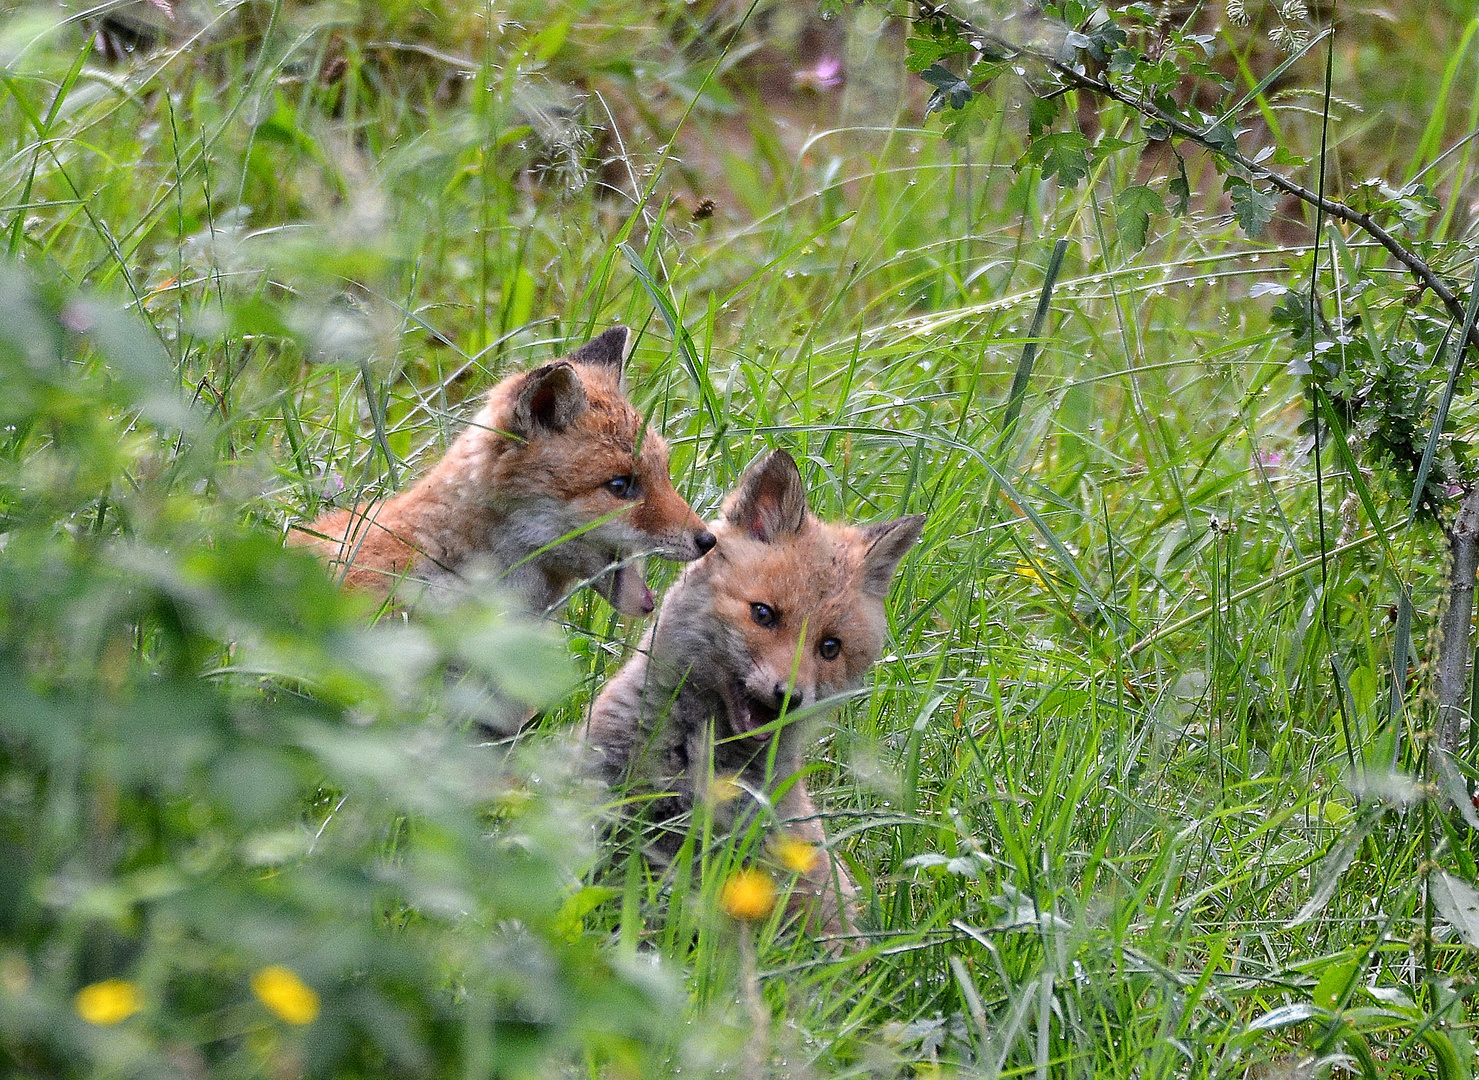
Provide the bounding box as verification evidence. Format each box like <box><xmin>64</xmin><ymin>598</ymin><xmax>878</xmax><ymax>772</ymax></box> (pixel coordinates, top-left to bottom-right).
<box><xmin>1437</xmin><ymin>487</ymin><xmax>1479</xmax><ymax>756</ymax></box>
<box><xmin>918</xmin><ymin>4</ymin><xmax>1479</xmax><ymax>356</ymax></box>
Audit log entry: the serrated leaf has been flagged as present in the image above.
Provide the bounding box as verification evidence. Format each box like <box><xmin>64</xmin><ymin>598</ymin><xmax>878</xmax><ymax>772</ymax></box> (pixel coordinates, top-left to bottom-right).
<box><xmin>1086</xmin><ymin>20</ymin><xmax>1127</xmax><ymax>61</ymax></box>
<box><xmin>1204</xmin><ymin>122</ymin><xmax>1240</xmax><ymax>156</ymax></box>
<box><xmin>921</xmin><ymin>63</ymin><xmax>973</xmax><ymax>113</ymax></box>
<box><xmin>1090</xmin><ymin>136</ymin><xmax>1132</xmax><ymax>161</ymax></box>
<box><xmin>942</xmin><ymin>92</ymin><xmax>996</xmax><ymax>143</ymax></box>
<box><xmin>906</xmin><ymin>34</ymin><xmax>969</xmax><ymax>74</ymax></box>
<box><xmin>1025</xmin><ymin>131</ymin><xmax>1092</xmax><ymax>186</ymax></box>
<box><xmin>1115</xmin><ymin>184</ymin><xmax>1163</xmax><ymax>250</ymax></box>
<box><xmin>1431</xmin><ymin>871</ymin><xmax>1479</xmax><ymax>947</ymax></box>
<box><xmin>1027</xmin><ymin>95</ymin><xmax>1061</xmax><ymax>137</ymax></box>
<box><xmin>1226</xmin><ymin>177</ymin><xmax>1278</xmax><ymax>237</ymax></box>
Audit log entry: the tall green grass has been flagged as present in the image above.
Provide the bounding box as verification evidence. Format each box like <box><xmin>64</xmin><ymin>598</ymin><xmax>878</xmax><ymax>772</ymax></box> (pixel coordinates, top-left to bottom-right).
<box><xmin>2</xmin><ymin>1</ymin><xmax>1477</xmax><ymax>1075</ymax></box>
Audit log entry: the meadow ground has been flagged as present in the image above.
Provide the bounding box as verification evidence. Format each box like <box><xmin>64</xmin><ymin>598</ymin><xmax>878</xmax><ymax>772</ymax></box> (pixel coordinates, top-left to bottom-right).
<box><xmin>2</xmin><ymin>1</ymin><xmax>1478</xmax><ymax>1076</ymax></box>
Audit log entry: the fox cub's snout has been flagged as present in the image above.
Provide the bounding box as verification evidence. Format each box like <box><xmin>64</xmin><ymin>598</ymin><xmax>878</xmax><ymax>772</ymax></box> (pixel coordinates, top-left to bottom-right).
<box><xmin>293</xmin><ymin>326</ymin><xmax>713</xmax><ymax>618</ymax></box>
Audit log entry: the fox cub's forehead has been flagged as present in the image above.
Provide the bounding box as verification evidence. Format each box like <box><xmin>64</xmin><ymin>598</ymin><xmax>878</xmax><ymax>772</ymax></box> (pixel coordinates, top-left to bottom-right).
<box><xmin>717</xmin><ymin>524</ymin><xmax>867</xmax><ymax>603</ymax></box>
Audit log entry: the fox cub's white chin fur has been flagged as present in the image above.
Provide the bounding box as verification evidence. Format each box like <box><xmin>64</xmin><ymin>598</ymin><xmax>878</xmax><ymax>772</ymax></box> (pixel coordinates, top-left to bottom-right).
<box><xmin>584</xmin><ymin>448</ymin><xmax>924</xmax><ymax>941</ymax></box>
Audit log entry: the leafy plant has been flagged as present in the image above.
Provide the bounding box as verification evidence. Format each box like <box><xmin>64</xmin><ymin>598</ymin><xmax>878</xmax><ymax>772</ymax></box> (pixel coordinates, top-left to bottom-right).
<box><xmin>0</xmin><ymin>263</ymin><xmax>680</xmax><ymax>1078</ymax></box>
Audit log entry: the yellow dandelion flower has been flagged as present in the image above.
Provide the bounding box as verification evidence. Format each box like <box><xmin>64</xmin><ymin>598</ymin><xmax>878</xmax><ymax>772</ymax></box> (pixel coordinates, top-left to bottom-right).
<box><xmin>74</xmin><ymin>978</ymin><xmax>142</xmax><ymax>1025</ymax></box>
<box><xmin>719</xmin><ymin>868</ymin><xmax>777</xmax><ymax>922</ymax></box>
<box><xmin>707</xmin><ymin>773</ymin><xmax>745</xmax><ymax>804</ymax></box>
<box><xmin>1015</xmin><ymin>561</ymin><xmax>1046</xmax><ymax>588</ymax></box>
<box><xmin>771</xmin><ymin>835</ymin><xmax>821</xmax><ymax>875</ymax></box>
<box><xmin>251</xmin><ymin>965</ymin><xmax>320</xmax><ymax>1025</ymax></box>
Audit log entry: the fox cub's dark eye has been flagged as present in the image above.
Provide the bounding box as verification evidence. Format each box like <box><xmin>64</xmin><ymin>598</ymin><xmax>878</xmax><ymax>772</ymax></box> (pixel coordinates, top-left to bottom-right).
<box><xmin>603</xmin><ymin>475</ymin><xmax>635</xmax><ymax>497</ymax></box>
<box><xmin>750</xmin><ymin>602</ymin><xmax>777</xmax><ymax>628</ymax></box>
<box><xmin>818</xmin><ymin>637</ymin><xmax>841</xmax><ymax>660</ymax></box>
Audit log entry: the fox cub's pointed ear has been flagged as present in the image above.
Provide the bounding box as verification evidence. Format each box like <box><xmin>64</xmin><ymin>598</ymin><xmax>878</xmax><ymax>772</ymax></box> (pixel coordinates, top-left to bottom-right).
<box><xmin>565</xmin><ymin>326</ymin><xmax>631</xmax><ymax>375</ymax></box>
<box><xmin>857</xmin><ymin>514</ymin><xmax>925</xmax><ymax>597</ymax></box>
<box><xmin>512</xmin><ymin>362</ymin><xmax>588</xmax><ymax>436</ymax></box>
<box><xmin>725</xmin><ymin>449</ymin><xmax>808</xmax><ymax>543</ymax></box>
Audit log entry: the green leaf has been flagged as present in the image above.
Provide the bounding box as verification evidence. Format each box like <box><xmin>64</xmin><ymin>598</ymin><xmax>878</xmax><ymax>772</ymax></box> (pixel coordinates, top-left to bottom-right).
<box><xmin>1312</xmin><ymin>958</ymin><xmax>1359</xmax><ymax>1009</ymax></box>
<box><xmin>1090</xmin><ymin>136</ymin><xmax>1132</xmax><ymax>161</ymax></box>
<box><xmin>942</xmin><ymin>92</ymin><xmax>996</xmax><ymax>142</ymax></box>
<box><xmin>1114</xmin><ymin>184</ymin><xmax>1163</xmax><ymax>250</ymax></box>
<box><xmin>1203</xmin><ymin>122</ymin><xmax>1240</xmax><ymax>156</ymax></box>
<box><xmin>1431</xmin><ymin>871</ymin><xmax>1479</xmax><ymax>947</ymax></box>
<box><xmin>1170</xmin><ymin>151</ymin><xmax>1191</xmax><ymax>215</ymax></box>
<box><xmin>1027</xmin><ymin>95</ymin><xmax>1061</xmax><ymax>137</ymax></box>
<box><xmin>1085</xmin><ymin>20</ymin><xmax>1127</xmax><ymax>61</ymax></box>
<box><xmin>1025</xmin><ymin>131</ymin><xmax>1093</xmax><ymax>186</ymax></box>
<box><xmin>906</xmin><ymin>34</ymin><xmax>970</xmax><ymax>73</ymax></box>
<box><xmin>921</xmin><ymin>64</ymin><xmax>974</xmax><ymax>113</ymax></box>
<box><xmin>1226</xmin><ymin>176</ymin><xmax>1277</xmax><ymax>237</ymax></box>
<box><xmin>553</xmin><ymin>885</ymin><xmax>620</xmax><ymax>942</ymax></box>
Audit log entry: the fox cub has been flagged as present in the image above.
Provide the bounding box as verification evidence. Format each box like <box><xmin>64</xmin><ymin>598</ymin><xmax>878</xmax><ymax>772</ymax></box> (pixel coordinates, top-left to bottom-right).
<box><xmin>584</xmin><ymin>449</ymin><xmax>924</xmax><ymax>935</ymax></box>
<box><xmin>292</xmin><ymin>327</ymin><xmax>715</xmax><ymax>618</ymax></box>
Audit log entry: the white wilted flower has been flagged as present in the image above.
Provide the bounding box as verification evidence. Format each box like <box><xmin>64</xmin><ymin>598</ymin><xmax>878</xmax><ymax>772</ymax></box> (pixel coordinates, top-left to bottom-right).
<box><xmin>1226</xmin><ymin>0</ymin><xmax>1250</xmax><ymax>27</ymax></box>
<box><xmin>1267</xmin><ymin>23</ymin><xmax>1309</xmax><ymax>52</ymax></box>
<box><xmin>1280</xmin><ymin>0</ymin><xmax>1308</xmax><ymax>21</ymax></box>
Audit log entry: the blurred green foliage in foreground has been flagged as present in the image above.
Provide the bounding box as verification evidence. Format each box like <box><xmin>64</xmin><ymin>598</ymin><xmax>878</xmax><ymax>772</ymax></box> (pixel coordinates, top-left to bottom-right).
<box><xmin>0</xmin><ymin>262</ymin><xmax>683</xmax><ymax>1078</ymax></box>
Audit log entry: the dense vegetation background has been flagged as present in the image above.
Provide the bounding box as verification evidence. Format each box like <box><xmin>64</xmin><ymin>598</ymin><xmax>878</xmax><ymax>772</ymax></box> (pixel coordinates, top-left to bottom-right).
<box><xmin>1</xmin><ymin>0</ymin><xmax>1478</xmax><ymax>1076</ymax></box>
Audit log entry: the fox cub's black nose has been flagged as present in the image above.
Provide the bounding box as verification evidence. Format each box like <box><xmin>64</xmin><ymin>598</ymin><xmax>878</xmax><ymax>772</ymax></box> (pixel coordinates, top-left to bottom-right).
<box><xmin>771</xmin><ymin>684</ymin><xmax>804</xmax><ymax>709</ymax></box>
<box><xmin>694</xmin><ymin>529</ymin><xmax>717</xmax><ymax>554</ymax></box>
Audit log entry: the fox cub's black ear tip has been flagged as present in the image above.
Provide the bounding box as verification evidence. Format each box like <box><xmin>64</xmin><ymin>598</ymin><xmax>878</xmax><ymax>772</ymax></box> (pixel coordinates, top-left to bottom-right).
<box><xmin>726</xmin><ymin>448</ymin><xmax>808</xmax><ymax>543</ymax></box>
<box><xmin>752</xmin><ymin>448</ymin><xmax>800</xmax><ymax>484</ymax></box>
<box><xmin>513</xmin><ymin>361</ymin><xmax>589</xmax><ymax>435</ymax></box>
<box><xmin>566</xmin><ymin>326</ymin><xmax>632</xmax><ymax>372</ymax></box>
<box><xmin>858</xmin><ymin>513</ymin><xmax>925</xmax><ymax>596</ymax></box>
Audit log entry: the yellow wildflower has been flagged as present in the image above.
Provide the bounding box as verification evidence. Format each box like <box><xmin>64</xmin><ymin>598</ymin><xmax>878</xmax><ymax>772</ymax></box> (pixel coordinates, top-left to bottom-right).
<box><xmin>1015</xmin><ymin>561</ymin><xmax>1046</xmax><ymax>588</ymax></box>
<box><xmin>707</xmin><ymin>773</ymin><xmax>745</xmax><ymax>804</ymax></box>
<box><xmin>251</xmin><ymin>965</ymin><xmax>320</xmax><ymax>1025</ymax></box>
<box><xmin>74</xmin><ymin>978</ymin><xmax>142</xmax><ymax>1025</ymax></box>
<box><xmin>720</xmin><ymin>868</ymin><xmax>777</xmax><ymax>921</ymax></box>
<box><xmin>771</xmin><ymin>835</ymin><xmax>821</xmax><ymax>875</ymax></box>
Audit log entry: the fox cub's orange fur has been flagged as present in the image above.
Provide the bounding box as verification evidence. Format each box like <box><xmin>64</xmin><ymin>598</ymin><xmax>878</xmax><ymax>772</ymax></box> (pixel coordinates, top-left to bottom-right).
<box><xmin>291</xmin><ymin>327</ymin><xmax>715</xmax><ymax>617</ymax></box>
<box><xmin>584</xmin><ymin>449</ymin><xmax>924</xmax><ymax>936</ymax></box>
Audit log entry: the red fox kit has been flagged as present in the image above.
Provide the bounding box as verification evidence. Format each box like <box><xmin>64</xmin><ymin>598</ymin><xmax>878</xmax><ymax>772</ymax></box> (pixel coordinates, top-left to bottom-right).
<box><xmin>292</xmin><ymin>327</ymin><xmax>715</xmax><ymax>617</ymax></box>
<box><xmin>584</xmin><ymin>449</ymin><xmax>924</xmax><ymax>935</ymax></box>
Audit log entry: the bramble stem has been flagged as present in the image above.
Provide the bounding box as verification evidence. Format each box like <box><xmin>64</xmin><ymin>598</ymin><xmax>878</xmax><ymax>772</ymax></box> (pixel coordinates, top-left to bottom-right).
<box><xmin>1436</xmin><ymin>485</ymin><xmax>1479</xmax><ymax>756</ymax></box>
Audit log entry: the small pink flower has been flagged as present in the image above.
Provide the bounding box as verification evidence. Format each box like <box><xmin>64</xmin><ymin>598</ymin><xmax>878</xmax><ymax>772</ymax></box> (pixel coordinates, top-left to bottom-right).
<box><xmin>794</xmin><ymin>55</ymin><xmax>843</xmax><ymax>92</ymax></box>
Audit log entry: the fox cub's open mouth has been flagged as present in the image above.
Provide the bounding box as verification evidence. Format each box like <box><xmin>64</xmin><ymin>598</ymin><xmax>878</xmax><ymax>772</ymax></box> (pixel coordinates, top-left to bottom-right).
<box><xmin>726</xmin><ymin>680</ymin><xmax>785</xmax><ymax>741</ymax></box>
<box><xmin>601</xmin><ymin>559</ymin><xmax>655</xmax><ymax>616</ymax></box>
